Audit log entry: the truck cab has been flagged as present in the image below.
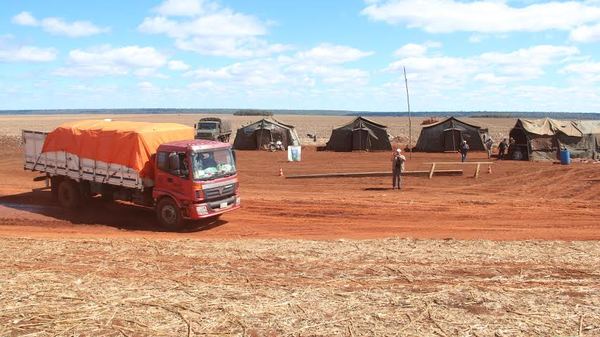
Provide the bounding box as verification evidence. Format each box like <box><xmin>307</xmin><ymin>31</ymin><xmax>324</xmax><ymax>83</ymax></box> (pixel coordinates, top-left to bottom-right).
<box><xmin>153</xmin><ymin>139</ymin><xmax>240</xmax><ymax>229</ymax></box>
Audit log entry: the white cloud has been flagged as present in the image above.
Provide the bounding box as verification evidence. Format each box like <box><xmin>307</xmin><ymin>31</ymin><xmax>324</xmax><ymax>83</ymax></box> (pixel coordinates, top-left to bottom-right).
<box><xmin>40</xmin><ymin>17</ymin><xmax>109</xmax><ymax>38</ymax></box>
<box><xmin>480</xmin><ymin>45</ymin><xmax>577</xmax><ymax>67</ymax></box>
<box><xmin>55</xmin><ymin>45</ymin><xmax>167</xmax><ymax>77</ymax></box>
<box><xmin>138</xmin><ymin>12</ymin><xmax>265</xmax><ymax>38</ymax></box>
<box><xmin>473</xmin><ymin>73</ymin><xmax>512</xmax><ymax>85</ymax></box>
<box><xmin>168</xmin><ymin>60</ymin><xmax>190</xmax><ymax>71</ymax></box>
<box><xmin>12</xmin><ymin>11</ymin><xmax>37</xmax><ymax>26</ymax></box>
<box><xmin>297</xmin><ymin>43</ymin><xmax>373</xmax><ymax>64</ymax></box>
<box><xmin>0</xmin><ymin>36</ymin><xmax>57</xmax><ymax>62</ymax></box>
<box><xmin>184</xmin><ymin>66</ymin><xmax>232</xmax><ymax>80</ymax></box>
<box><xmin>138</xmin><ymin>81</ymin><xmax>161</xmax><ymax>93</ymax></box>
<box><xmin>362</xmin><ymin>0</ymin><xmax>600</xmax><ymax>34</ymax></box>
<box><xmin>468</xmin><ymin>34</ymin><xmax>485</xmax><ymax>44</ymax></box>
<box><xmin>174</xmin><ymin>36</ymin><xmax>289</xmax><ymax>58</ymax></box>
<box><xmin>12</xmin><ymin>11</ymin><xmax>109</xmax><ymax>37</ymax></box>
<box><xmin>570</xmin><ymin>23</ymin><xmax>600</xmax><ymax>43</ymax></box>
<box><xmin>188</xmin><ymin>81</ymin><xmax>217</xmax><ymax>90</ymax></box>
<box><xmin>183</xmin><ymin>43</ymin><xmax>371</xmax><ymax>90</ymax></box>
<box><xmin>563</xmin><ymin>62</ymin><xmax>600</xmax><ymax>74</ymax></box>
<box><xmin>388</xmin><ymin>44</ymin><xmax>579</xmax><ymax>87</ymax></box>
<box><xmin>562</xmin><ymin>61</ymin><xmax>600</xmax><ymax>82</ymax></box>
<box><xmin>394</xmin><ymin>41</ymin><xmax>440</xmax><ymax>57</ymax></box>
<box><xmin>153</xmin><ymin>0</ymin><xmax>214</xmax><ymax>17</ymax></box>
<box><xmin>139</xmin><ymin>0</ymin><xmax>285</xmax><ymax>58</ymax></box>
<box><xmin>134</xmin><ymin>68</ymin><xmax>169</xmax><ymax>78</ymax></box>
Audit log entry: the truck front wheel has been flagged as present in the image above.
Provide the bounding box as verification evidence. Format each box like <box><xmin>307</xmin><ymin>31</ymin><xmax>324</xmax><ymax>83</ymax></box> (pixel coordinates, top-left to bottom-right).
<box><xmin>57</xmin><ymin>179</ymin><xmax>81</xmax><ymax>209</ymax></box>
<box><xmin>156</xmin><ymin>198</ymin><xmax>183</xmax><ymax>231</ymax></box>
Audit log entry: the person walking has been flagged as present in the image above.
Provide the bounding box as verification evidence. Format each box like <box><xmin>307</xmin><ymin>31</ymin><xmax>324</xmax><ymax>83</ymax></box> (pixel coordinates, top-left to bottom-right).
<box><xmin>391</xmin><ymin>148</ymin><xmax>406</xmax><ymax>190</ymax></box>
<box><xmin>498</xmin><ymin>138</ymin><xmax>508</xmax><ymax>160</ymax></box>
<box><xmin>459</xmin><ymin>140</ymin><xmax>469</xmax><ymax>162</ymax></box>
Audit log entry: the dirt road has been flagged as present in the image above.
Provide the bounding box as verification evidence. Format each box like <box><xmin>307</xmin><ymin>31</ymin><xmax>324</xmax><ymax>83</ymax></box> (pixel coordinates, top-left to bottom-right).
<box><xmin>1</xmin><ymin>139</ymin><xmax>598</xmax><ymax>240</ymax></box>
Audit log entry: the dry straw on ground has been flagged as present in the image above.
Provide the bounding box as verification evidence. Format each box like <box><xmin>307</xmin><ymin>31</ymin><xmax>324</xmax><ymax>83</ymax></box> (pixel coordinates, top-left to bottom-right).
<box><xmin>0</xmin><ymin>238</ymin><xmax>599</xmax><ymax>336</ymax></box>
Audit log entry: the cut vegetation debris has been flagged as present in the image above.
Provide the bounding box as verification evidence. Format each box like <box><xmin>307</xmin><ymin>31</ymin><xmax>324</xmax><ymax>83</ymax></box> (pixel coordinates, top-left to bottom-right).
<box><xmin>0</xmin><ymin>238</ymin><xmax>599</xmax><ymax>337</ymax></box>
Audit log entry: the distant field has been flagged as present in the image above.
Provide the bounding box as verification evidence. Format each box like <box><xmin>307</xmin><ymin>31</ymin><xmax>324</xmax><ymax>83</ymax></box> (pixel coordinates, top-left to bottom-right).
<box><xmin>0</xmin><ymin>114</ymin><xmax>516</xmax><ymax>144</ymax></box>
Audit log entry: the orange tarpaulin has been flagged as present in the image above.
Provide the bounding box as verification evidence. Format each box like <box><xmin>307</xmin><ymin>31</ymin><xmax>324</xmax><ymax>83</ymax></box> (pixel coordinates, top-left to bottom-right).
<box><xmin>42</xmin><ymin>120</ymin><xmax>194</xmax><ymax>177</ymax></box>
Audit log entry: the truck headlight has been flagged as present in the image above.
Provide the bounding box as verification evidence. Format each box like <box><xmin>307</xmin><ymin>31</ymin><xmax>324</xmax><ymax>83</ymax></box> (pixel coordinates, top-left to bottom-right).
<box><xmin>196</xmin><ymin>205</ymin><xmax>208</xmax><ymax>215</ymax></box>
<box><xmin>195</xmin><ymin>190</ymin><xmax>203</xmax><ymax>199</ymax></box>
<box><xmin>235</xmin><ymin>196</ymin><xmax>241</xmax><ymax>206</ymax></box>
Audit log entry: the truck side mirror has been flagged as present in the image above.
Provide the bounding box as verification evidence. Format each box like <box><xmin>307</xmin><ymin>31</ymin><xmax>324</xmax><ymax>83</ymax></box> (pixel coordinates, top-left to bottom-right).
<box><xmin>194</xmin><ymin>124</ymin><xmax>197</xmax><ymax>129</ymax></box>
<box><xmin>168</xmin><ymin>152</ymin><xmax>180</xmax><ymax>175</ymax></box>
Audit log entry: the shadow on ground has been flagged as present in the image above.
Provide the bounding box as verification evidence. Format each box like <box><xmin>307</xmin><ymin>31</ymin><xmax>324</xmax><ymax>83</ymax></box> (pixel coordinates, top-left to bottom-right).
<box><xmin>0</xmin><ymin>191</ymin><xmax>226</xmax><ymax>233</ymax></box>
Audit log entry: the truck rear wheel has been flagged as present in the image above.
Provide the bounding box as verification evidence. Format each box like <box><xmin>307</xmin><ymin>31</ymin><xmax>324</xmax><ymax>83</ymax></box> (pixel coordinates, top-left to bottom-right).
<box><xmin>156</xmin><ymin>198</ymin><xmax>183</xmax><ymax>231</ymax></box>
<box><xmin>57</xmin><ymin>179</ymin><xmax>81</xmax><ymax>209</ymax></box>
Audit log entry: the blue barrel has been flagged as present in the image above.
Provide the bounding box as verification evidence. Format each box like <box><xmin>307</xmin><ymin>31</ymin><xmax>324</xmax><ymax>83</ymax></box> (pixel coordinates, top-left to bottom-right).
<box><xmin>560</xmin><ymin>149</ymin><xmax>571</xmax><ymax>165</ymax></box>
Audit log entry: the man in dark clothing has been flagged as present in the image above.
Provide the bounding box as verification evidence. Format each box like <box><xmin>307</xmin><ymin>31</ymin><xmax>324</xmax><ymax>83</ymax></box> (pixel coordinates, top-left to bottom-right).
<box><xmin>498</xmin><ymin>138</ymin><xmax>508</xmax><ymax>160</ymax></box>
<box><xmin>459</xmin><ymin>140</ymin><xmax>469</xmax><ymax>162</ymax></box>
<box><xmin>391</xmin><ymin>149</ymin><xmax>406</xmax><ymax>190</ymax></box>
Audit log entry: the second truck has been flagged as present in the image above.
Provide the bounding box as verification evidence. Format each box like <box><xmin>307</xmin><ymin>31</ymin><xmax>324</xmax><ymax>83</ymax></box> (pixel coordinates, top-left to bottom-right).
<box><xmin>194</xmin><ymin>117</ymin><xmax>232</xmax><ymax>142</ymax></box>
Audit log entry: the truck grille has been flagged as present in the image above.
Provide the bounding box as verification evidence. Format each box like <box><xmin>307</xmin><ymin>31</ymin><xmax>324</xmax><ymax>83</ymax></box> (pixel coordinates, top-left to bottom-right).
<box><xmin>196</xmin><ymin>133</ymin><xmax>214</xmax><ymax>139</ymax></box>
<box><xmin>204</xmin><ymin>184</ymin><xmax>236</xmax><ymax>201</ymax></box>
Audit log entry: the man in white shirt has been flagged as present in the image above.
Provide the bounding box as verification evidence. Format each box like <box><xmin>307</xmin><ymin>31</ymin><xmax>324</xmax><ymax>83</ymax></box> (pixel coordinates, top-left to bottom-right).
<box><xmin>391</xmin><ymin>148</ymin><xmax>406</xmax><ymax>190</ymax></box>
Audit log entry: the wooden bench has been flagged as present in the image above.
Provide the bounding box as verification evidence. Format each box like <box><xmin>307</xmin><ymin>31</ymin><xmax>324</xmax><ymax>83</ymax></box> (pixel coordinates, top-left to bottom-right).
<box><xmin>424</xmin><ymin>162</ymin><xmax>494</xmax><ymax>179</ymax></box>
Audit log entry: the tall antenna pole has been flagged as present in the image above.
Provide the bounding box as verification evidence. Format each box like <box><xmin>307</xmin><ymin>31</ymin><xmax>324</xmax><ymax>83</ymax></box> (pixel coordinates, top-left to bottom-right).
<box><xmin>403</xmin><ymin>66</ymin><xmax>412</xmax><ymax>159</ymax></box>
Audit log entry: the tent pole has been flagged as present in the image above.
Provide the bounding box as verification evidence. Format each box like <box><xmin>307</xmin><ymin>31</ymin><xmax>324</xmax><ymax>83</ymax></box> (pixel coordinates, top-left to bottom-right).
<box><xmin>403</xmin><ymin>66</ymin><xmax>412</xmax><ymax>159</ymax></box>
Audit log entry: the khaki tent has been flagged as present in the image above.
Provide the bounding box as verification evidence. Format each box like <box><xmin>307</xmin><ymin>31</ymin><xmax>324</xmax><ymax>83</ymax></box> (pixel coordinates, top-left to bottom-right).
<box><xmin>415</xmin><ymin>117</ymin><xmax>488</xmax><ymax>152</ymax></box>
<box><xmin>508</xmin><ymin>118</ymin><xmax>600</xmax><ymax>161</ymax></box>
<box><xmin>324</xmin><ymin>117</ymin><xmax>392</xmax><ymax>152</ymax></box>
<box><xmin>233</xmin><ymin>118</ymin><xmax>300</xmax><ymax>150</ymax></box>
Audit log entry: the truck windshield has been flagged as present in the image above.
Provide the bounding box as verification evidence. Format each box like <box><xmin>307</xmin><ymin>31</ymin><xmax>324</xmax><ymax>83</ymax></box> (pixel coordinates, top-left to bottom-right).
<box><xmin>191</xmin><ymin>149</ymin><xmax>236</xmax><ymax>181</ymax></box>
<box><xmin>198</xmin><ymin>122</ymin><xmax>217</xmax><ymax>130</ymax></box>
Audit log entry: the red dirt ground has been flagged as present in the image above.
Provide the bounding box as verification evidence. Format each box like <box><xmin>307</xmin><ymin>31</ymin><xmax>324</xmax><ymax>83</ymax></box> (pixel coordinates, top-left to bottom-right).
<box><xmin>1</xmin><ymin>145</ymin><xmax>599</xmax><ymax>240</ymax></box>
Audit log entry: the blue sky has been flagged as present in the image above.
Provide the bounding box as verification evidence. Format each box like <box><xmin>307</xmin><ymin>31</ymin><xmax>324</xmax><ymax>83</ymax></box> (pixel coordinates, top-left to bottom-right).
<box><xmin>2</xmin><ymin>0</ymin><xmax>600</xmax><ymax>112</ymax></box>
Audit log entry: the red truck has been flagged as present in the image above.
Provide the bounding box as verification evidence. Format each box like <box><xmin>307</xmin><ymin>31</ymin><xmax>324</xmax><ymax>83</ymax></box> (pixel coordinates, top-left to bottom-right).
<box><xmin>23</xmin><ymin>120</ymin><xmax>240</xmax><ymax>230</ymax></box>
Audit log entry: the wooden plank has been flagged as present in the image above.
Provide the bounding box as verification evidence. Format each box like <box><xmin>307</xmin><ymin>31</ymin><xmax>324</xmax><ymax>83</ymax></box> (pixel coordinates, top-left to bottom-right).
<box><xmin>423</xmin><ymin>162</ymin><xmax>494</xmax><ymax>165</ymax></box>
<box><xmin>474</xmin><ymin>163</ymin><xmax>481</xmax><ymax>179</ymax></box>
<box><xmin>429</xmin><ymin>163</ymin><xmax>436</xmax><ymax>179</ymax></box>
<box><xmin>285</xmin><ymin>169</ymin><xmax>463</xmax><ymax>179</ymax></box>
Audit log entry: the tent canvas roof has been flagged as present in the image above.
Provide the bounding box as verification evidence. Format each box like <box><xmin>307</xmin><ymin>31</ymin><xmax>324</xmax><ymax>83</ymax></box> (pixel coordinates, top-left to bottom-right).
<box><xmin>516</xmin><ymin>118</ymin><xmax>596</xmax><ymax>137</ymax></box>
<box><xmin>337</xmin><ymin>116</ymin><xmax>388</xmax><ymax>129</ymax></box>
<box><xmin>573</xmin><ymin>120</ymin><xmax>600</xmax><ymax>135</ymax></box>
<box><xmin>422</xmin><ymin>116</ymin><xmax>482</xmax><ymax>130</ymax></box>
<box><xmin>243</xmin><ymin>118</ymin><xmax>296</xmax><ymax>130</ymax></box>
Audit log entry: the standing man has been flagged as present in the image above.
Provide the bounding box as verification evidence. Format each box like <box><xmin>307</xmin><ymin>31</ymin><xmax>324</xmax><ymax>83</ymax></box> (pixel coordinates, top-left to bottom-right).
<box><xmin>508</xmin><ymin>137</ymin><xmax>516</xmax><ymax>159</ymax></box>
<box><xmin>391</xmin><ymin>148</ymin><xmax>406</xmax><ymax>190</ymax></box>
<box><xmin>484</xmin><ymin>136</ymin><xmax>494</xmax><ymax>159</ymax></box>
<box><xmin>460</xmin><ymin>140</ymin><xmax>470</xmax><ymax>162</ymax></box>
<box><xmin>498</xmin><ymin>138</ymin><xmax>508</xmax><ymax>160</ymax></box>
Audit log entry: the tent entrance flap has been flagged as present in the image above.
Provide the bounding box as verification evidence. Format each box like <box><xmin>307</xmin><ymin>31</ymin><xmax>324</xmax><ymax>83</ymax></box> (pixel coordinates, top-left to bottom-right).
<box><xmin>255</xmin><ymin>129</ymin><xmax>273</xmax><ymax>150</ymax></box>
<box><xmin>443</xmin><ymin>129</ymin><xmax>462</xmax><ymax>151</ymax></box>
<box><xmin>352</xmin><ymin>129</ymin><xmax>372</xmax><ymax>150</ymax></box>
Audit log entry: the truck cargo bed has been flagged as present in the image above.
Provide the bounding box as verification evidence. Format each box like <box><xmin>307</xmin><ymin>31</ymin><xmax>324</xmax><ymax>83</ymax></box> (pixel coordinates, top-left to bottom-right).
<box><xmin>23</xmin><ymin>130</ymin><xmax>145</xmax><ymax>190</ymax></box>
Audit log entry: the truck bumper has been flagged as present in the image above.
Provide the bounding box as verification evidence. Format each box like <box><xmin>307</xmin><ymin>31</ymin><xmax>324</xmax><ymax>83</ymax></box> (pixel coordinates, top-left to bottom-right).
<box><xmin>187</xmin><ymin>195</ymin><xmax>241</xmax><ymax>219</ymax></box>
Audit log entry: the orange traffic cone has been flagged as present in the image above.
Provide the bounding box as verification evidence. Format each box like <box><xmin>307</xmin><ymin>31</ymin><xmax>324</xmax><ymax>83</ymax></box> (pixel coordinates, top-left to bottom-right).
<box><xmin>279</xmin><ymin>168</ymin><xmax>284</xmax><ymax>176</ymax></box>
<box><xmin>487</xmin><ymin>165</ymin><xmax>492</xmax><ymax>174</ymax></box>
